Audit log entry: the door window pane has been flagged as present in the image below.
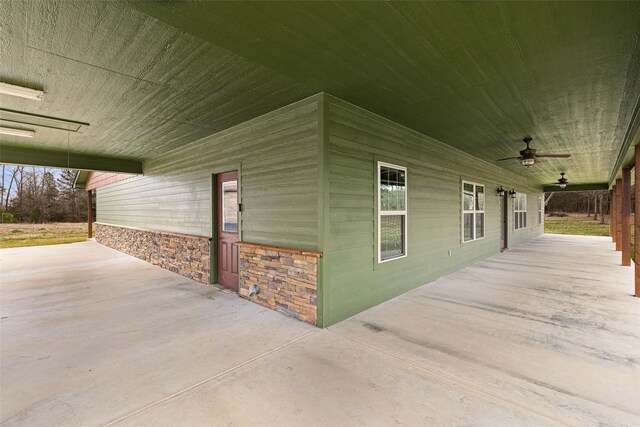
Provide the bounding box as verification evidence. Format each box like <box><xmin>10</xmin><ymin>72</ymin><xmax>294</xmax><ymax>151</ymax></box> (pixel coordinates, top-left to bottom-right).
<box><xmin>222</xmin><ymin>180</ymin><xmax>238</xmax><ymax>232</ymax></box>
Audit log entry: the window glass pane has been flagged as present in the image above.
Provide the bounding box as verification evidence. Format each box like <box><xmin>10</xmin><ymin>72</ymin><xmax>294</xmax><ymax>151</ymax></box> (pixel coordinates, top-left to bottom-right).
<box><xmin>222</xmin><ymin>180</ymin><xmax>238</xmax><ymax>232</ymax></box>
<box><xmin>476</xmin><ymin>185</ymin><xmax>485</xmax><ymax>210</ymax></box>
<box><xmin>463</xmin><ymin>191</ymin><xmax>474</xmax><ymax>211</ymax></box>
<box><xmin>381</xmin><ymin>183</ymin><xmax>390</xmax><ymax>211</ymax></box>
<box><xmin>475</xmin><ymin>213</ymin><xmax>484</xmax><ymax>238</ymax></box>
<box><xmin>464</xmin><ymin>213</ymin><xmax>473</xmax><ymax>242</ymax></box>
<box><xmin>398</xmin><ymin>169</ymin><xmax>406</xmax><ymax>187</ymax></box>
<box><xmin>514</xmin><ymin>212</ymin><xmax>519</xmax><ymax>229</ymax></box>
<box><xmin>380</xmin><ymin>165</ymin><xmax>405</xmax><ymax>212</ymax></box>
<box><xmin>397</xmin><ymin>188</ymin><xmax>406</xmax><ymax>210</ymax></box>
<box><xmin>381</xmin><ymin>215</ymin><xmax>405</xmax><ymax>259</ymax></box>
<box><xmin>388</xmin><ymin>168</ymin><xmax>398</xmax><ymax>186</ymax></box>
<box><xmin>523</xmin><ymin>212</ymin><xmax>527</xmax><ymax>227</ymax></box>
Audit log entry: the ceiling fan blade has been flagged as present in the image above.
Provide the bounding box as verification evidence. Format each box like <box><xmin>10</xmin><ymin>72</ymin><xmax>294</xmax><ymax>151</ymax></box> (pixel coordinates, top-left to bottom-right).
<box><xmin>534</xmin><ymin>153</ymin><xmax>571</xmax><ymax>158</ymax></box>
<box><xmin>496</xmin><ymin>157</ymin><xmax>521</xmax><ymax>161</ymax></box>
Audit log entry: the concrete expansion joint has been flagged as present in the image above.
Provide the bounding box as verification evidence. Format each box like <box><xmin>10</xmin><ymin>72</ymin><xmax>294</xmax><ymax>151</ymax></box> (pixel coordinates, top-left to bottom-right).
<box><xmin>325</xmin><ymin>328</ymin><xmax>575</xmax><ymax>427</ymax></box>
<box><xmin>102</xmin><ymin>329</ymin><xmax>319</xmax><ymax>426</ymax></box>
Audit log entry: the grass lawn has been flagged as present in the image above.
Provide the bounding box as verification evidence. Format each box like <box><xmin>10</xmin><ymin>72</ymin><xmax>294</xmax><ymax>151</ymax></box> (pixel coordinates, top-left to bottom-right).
<box><xmin>0</xmin><ymin>223</ymin><xmax>87</xmax><ymax>249</ymax></box>
<box><xmin>545</xmin><ymin>213</ymin><xmax>635</xmax><ymax>260</ymax></box>
<box><xmin>544</xmin><ymin>214</ymin><xmax>611</xmax><ymax>236</ymax></box>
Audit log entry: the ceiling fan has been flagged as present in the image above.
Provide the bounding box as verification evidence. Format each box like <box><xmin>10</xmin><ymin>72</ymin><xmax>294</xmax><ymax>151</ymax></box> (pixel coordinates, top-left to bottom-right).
<box><xmin>497</xmin><ymin>136</ymin><xmax>571</xmax><ymax>167</ymax></box>
<box><xmin>552</xmin><ymin>172</ymin><xmax>569</xmax><ymax>188</ymax></box>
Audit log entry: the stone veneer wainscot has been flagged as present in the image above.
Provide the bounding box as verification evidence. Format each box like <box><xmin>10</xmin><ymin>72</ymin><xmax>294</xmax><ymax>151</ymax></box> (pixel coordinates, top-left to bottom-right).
<box><xmin>237</xmin><ymin>242</ymin><xmax>320</xmax><ymax>325</ymax></box>
<box><xmin>95</xmin><ymin>223</ymin><xmax>209</xmax><ymax>283</ymax></box>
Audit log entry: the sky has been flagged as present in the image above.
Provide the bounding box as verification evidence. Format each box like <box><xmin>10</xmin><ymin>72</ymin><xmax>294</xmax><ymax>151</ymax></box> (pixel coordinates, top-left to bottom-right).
<box><xmin>1</xmin><ymin>165</ymin><xmax>73</xmax><ymax>199</ymax></box>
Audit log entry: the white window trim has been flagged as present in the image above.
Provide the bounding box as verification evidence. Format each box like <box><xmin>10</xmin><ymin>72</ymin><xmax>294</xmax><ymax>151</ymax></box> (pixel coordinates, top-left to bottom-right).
<box><xmin>538</xmin><ymin>195</ymin><xmax>543</xmax><ymax>225</ymax></box>
<box><xmin>514</xmin><ymin>193</ymin><xmax>527</xmax><ymax>230</ymax></box>
<box><xmin>377</xmin><ymin>161</ymin><xmax>408</xmax><ymax>263</ymax></box>
<box><xmin>461</xmin><ymin>180</ymin><xmax>486</xmax><ymax>243</ymax></box>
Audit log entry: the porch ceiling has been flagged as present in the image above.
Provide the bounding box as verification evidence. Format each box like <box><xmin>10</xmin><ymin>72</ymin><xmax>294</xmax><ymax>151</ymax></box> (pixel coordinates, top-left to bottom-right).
<box><xmin>1</xmin><ymin>1</ymin><xmax>639</xmax><ymax>186</ymax></box>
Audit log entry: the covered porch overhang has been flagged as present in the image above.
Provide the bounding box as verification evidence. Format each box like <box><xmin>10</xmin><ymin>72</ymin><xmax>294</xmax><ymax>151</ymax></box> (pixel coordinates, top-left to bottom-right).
<box><xmin>2</xmin><ymin>1</ymin><xmax>639</xmax><ymax>296</ymax></box>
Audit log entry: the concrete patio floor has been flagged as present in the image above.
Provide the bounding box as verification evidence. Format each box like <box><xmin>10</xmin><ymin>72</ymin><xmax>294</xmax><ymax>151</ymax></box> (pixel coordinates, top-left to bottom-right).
<box><xmin>1</xmin><ymin>235</ymin><xmax>639</xmax><ymax>426</ymax></box>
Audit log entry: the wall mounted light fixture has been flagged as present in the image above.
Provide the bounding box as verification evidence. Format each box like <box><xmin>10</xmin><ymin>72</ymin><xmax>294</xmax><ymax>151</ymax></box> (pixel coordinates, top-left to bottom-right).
<box><xmin>497</xmin><ymin>186</ymin><xmax>505</xmax><ymax>197</ymax></box>
<box><xmin>509</xmin><ymin>189</ymin><xmax>517</xmax><ymax>199</ymax></box>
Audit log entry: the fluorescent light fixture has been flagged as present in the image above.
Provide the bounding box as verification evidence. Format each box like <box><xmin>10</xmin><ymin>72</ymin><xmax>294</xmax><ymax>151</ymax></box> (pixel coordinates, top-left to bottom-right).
<box><xmin>0</xmin><ymin>108</ymin><xmax>88</xmax><ymax>132</ymax></box>
<box><xmin>0</xmin><ymin>126</ymin><xmax>35</xmax><ymax>138</ymax></box>
<box><xmin>0</xmin><ymin>82</ymin><xmax>44</xmax><ymax>101</ymax></box>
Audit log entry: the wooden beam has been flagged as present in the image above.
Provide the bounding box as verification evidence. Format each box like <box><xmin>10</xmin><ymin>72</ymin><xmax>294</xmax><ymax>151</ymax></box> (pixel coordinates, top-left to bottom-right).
<box><xmin>616</xmin><ymin>179</ymin><xmax>623</xmax><ymax>251</ymax></box>
<box><xmin>0</xmin><ymin>145</ymin><xmax>143</xmax><ymax>174</ymax></box>
<box><xmin>635</xmin><ymin>146</ymin><xmax>640</xmax><ymax>297</ymax></box>
<box><xmin>87</xmin><ymin>190</ymin><xmax>93</xmax><ymax>239</ymax></box>
<box><xmin>622</xmin><ymin>168</ymin><xmax>631</xmax><ymax>266</ymax></box>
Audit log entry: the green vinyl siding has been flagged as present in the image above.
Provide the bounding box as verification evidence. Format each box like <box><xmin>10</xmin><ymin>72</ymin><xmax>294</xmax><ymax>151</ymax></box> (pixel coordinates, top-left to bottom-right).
<box><xmin>322</xmin><ymin>95</ymin><xmax>543</xmax><ymax>326</ymax></box>
<box><xmin>97</xmin><ymin>95</ymin><xmax>320</xmax><ymax>250</ymax></box>
<box><xmin>97</xmin><ymin>92</ymin><xmax>545</xmax><ymax>328</ymax></box>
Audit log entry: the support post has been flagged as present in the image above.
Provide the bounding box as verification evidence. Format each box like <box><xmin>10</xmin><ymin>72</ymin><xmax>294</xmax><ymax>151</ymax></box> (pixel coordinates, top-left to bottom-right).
<box><xmin>87</xmin><ymin>190</ymin><xmax>93</xmax><ymax>239</ymax></box>
<box><xmin>610</xmin><ymin>189</ymin><xmax>614</xmax><ymax>241</ymax></box>
<box><xmin>635</xmin><ymin>145</ymin><xmax>640</xmax><ymax>297</ymax></box>
<box><xmin>622</xmin><ymin>168</ymin><xmax>631</xmax><ymax>266</ymax></box>
<box><xmin>616</xmin><ymin>179</ymin><xmax>623</xmax><ymax>251</ymax></box>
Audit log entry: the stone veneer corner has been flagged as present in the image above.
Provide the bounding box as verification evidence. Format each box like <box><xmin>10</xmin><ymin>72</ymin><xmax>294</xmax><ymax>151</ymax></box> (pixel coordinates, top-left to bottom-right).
<box><xmin>238</xmin><ymin>242</ymin><xmax>320</xmax><ymax>325</ymax></box>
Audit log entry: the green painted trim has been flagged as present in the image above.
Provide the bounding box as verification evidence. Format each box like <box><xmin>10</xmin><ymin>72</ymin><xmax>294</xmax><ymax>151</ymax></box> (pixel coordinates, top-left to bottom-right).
<box><xmin>316</xmin><ymin>93</ymin><xmax>329</xmax><ymax>327</ymax></box>
<box><xmin>608</xmin><ymin>83</ymin><xmax>640</xmax><ymax>187</ymax></box>
<box><xmin>0</xmin><ymin>145</ymin><xmax>142</xmax><ymax>174</ymax></box>
<box><xmin>73</xmin><ymin>170</ymin><xmax>91</xmax><ymax>189</ymax></box>
<box><xmin>543</xmin><ymin>183</ymin><xmax>608</xmax><ymax>192</ymax></box>
<box><xmin>209</xmin><ymin>163</ymin><xmax>242</xmax><ymax>286</ymax></box>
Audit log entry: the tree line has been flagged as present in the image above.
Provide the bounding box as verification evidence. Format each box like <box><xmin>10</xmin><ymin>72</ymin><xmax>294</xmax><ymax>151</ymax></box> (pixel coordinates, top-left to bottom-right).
<box><xmin>1</xmin><ymin>165</ymin><xmax>87</xmax><ymax>223</ymax></box>
<box><xmin>545</xmin><ymin>190</ymin><xmax>612</xmax><ymax>221</ymax></box>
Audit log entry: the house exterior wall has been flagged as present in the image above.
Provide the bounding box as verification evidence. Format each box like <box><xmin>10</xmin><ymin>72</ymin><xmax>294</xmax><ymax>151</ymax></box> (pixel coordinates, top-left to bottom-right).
<box><xmin>96</xmin><ymin>95</ymin><xmax>321</xmax><ymax>250</ymax></box>
<box><xmin>320</xmin><ymin>95</ymin><xmax>543</xmax><ymax>326</ymax></box>
<box><xmin>95</xmin><ymin>93</ymin><xmax>544</xmax><ymax>327</ymax></box>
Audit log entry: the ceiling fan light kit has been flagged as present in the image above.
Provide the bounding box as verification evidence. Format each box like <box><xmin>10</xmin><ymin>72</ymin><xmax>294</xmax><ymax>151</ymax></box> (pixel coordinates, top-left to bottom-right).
<box><xmin>521</xmin><ymin>157</ymin><xmax>535</xmax><ymax>167</ymax></box>
<box><xmin>497</xmin><ymin>137</ymin><xmax>571</xmax><ymax>171</ymax></box>
<box><xmin>555</xmin><ymin>172</ymin><xmax>569</xmax><ymax>188</ymax></box>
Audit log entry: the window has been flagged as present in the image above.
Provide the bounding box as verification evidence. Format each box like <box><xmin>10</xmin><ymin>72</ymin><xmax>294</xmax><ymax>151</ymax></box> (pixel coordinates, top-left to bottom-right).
<box><xmin>222</xmin><ymin>180</ymin><xmax>238</xmax><ymax>232</ymax></box>
<box><xmin>378</xmin><ymin>162</ymin><xmax>407</xmax><ymax>262</ymax></box>
<box><xmin>462</xmin><ymin>182</ymin><xmax>485</xmax><ymax>242</ymax></box>
<box><xmin>514</xmin><ymin>193</ymin><xmax>527</xmax><ymax>230</ymax></box>
<box><xmin>538</xmin><ymin>195</ymin><xmax>543</xmax><ymax>225</ymax></box>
